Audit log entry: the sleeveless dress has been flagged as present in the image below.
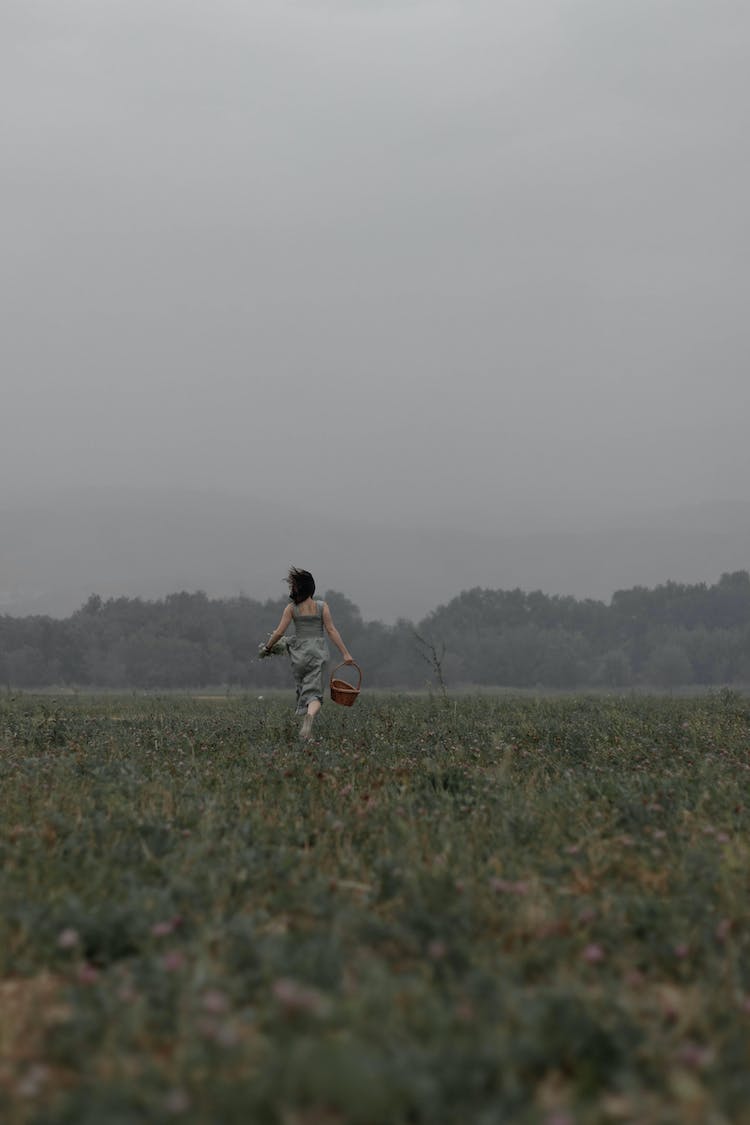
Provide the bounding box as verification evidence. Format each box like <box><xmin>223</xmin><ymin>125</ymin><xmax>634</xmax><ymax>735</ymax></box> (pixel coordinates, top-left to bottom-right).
<box><xmin>288</xmin><ymin>601</ymin><xmax>329</xmax><ymax>714</ymax></box>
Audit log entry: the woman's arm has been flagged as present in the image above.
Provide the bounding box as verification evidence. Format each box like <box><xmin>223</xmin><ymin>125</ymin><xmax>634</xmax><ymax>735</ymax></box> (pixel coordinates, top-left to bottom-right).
<box><xmin>322</xmin><ymin>603</ymin><xmax>354</xmax><ymax>663</ymax></box>
<box><xmin>263</xmin><ymin>604</ymin><xmax>294</xmax><ymax>652</ymax></box>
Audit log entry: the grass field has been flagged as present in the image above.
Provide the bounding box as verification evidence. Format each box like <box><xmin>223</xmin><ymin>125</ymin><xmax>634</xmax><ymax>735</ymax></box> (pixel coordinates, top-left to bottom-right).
<box><xmin>2</xmin><ymin>690</ymin><xmax>750</xmax><ymax>1124</ymax></box>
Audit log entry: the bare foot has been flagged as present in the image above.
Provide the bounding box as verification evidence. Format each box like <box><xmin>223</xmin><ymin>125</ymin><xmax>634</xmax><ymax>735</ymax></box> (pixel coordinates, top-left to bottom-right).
<box><xmin>301</xmin><ymin>712</ymin><xmax>314</xmax><ymax>740</ymax></box>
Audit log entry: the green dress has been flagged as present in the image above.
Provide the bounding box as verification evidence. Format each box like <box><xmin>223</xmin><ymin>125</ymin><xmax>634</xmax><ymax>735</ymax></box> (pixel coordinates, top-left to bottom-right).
<box><xmin>288</xmin><ymin>601</ymin><xmax>329</xmax><ymax>715</ymax></box>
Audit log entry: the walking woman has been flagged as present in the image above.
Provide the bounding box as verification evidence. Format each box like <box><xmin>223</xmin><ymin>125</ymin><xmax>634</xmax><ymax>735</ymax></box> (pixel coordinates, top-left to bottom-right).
<box><xmin>261</xmin><ymin>568</ymin><xmax>354</xmax><ymax>739</ymax></box>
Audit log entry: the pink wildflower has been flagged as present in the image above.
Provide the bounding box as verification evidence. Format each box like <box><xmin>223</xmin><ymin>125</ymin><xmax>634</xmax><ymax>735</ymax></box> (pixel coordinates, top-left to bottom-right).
<box><xmin>151</xmin><ymin>915</ymin><xmax>183</xmax><ymax>938</ymax></box>
<box><xmin>677</xmin><ymin>1042</ymin><xmax>714</xmax><ymax>1070</ymax></box>
<box><xmin>152</xmin><ymin>921</ymin><xmax>174</xmax><ymax>937</ymax></box>
<box><xmin>715</xmin><ymin>918</ymin><xmax>732</xmax><ymax>942</ymax></box>
<box><xmin>582</xmin><ymin>943</ymin><xmax>605</xmax><ymax>964</ymax></box>
<box><xmin>162</xmin><ymin>950</ymin><xmax>186</xmax><ymax>973</ymax></box>
<box><xmin>201</xmin><ymin>989</ymin><xmax>229</xmax><ymax>1014</ymax></box>
<box><xmin>150</xmin><ymin>909</ymin><xmax>182</xmax><ymax>936</ymax></box>
<box><xmin>272</xmin><ymin>977</ymin><xmax>329</xmax><ymax>1017</ymax></box>
<box><xmin>57</xmin><ymin>927</ymin><xmax>80</xmax><ymax>950</ymax></box>
<box><xmin>490</xmin><ymin>877</ymin><xmax>528</xmax><ymax>896</ymax></box>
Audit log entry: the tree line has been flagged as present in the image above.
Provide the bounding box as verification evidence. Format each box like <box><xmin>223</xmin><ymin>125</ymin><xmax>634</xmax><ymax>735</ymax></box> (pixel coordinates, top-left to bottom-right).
<box><xmin>1</xmin><ymin>571</ymin><xmax>749</xmax><ymax>691</ymax></box>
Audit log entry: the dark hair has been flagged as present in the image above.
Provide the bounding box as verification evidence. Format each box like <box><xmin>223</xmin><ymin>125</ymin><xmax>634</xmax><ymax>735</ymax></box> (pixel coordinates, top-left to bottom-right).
<box><xmin>286</xmin><ymin>567</ymin><xmax>315</xmax><ymax>604</ymax></box>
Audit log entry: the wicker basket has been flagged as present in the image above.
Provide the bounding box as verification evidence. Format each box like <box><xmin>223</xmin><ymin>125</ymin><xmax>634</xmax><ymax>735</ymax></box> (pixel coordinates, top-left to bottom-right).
<box><xmin>330</xmin><ymin>661</ymin><xmax>362</xmax><ymax>707</ymax></box>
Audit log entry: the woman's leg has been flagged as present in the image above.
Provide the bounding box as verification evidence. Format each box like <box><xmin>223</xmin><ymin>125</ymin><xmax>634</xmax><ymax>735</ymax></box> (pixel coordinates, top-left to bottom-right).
<box><xmin>301</xmin><ymin>698</ymin><xmax>321</xmax><ymax>739</ymax></box>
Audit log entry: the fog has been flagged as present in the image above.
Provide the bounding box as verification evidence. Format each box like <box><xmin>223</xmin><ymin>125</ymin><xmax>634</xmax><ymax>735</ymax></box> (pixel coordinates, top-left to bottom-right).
<box><xmin>2</xmin><ymin>1</ymin><xmax>749</xmax><ymax>617</ymax></box>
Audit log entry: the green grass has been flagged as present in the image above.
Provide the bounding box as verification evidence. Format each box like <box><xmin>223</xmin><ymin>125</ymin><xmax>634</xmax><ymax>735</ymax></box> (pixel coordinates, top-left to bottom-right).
<box><xmin>2</xmin><ymin>691</ymin><xmax>750</xmax><ymax>1123</ymax></box>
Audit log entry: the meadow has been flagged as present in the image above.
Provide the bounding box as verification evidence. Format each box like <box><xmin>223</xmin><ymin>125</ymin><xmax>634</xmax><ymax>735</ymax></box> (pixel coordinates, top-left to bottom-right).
<box><xmin>1</xmin><ymin>690</ymin><xmax>750</xmax><ymax>1124</ymax></box>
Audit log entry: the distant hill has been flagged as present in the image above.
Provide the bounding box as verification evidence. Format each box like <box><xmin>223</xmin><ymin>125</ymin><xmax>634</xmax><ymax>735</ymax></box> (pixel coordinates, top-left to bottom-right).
<box><xmin>1</xmin><ymin>490</ymin><xmax>748</xmax><ymax>622</ymax></box>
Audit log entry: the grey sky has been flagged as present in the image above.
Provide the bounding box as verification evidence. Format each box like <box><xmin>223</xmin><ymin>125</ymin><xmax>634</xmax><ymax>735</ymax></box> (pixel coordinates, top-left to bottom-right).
<box><xmin>3</xmin><ymin>0</ymin><xmax>749</xmax><ymax>535</ymax></box>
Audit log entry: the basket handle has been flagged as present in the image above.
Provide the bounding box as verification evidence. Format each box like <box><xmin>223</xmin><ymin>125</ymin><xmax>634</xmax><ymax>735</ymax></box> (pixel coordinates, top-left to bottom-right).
<box><xmin>330</xmin><ymin>661</ymin><xmax>362</xmax><ymax>690</ymax></box>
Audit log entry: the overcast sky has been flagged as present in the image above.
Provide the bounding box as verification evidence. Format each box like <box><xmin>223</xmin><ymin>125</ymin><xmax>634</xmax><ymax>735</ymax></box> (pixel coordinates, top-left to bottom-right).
<box><xmin>2</xmin><ymin>0</ymin><xmax>749</xmax><ymax>536</ymax></box>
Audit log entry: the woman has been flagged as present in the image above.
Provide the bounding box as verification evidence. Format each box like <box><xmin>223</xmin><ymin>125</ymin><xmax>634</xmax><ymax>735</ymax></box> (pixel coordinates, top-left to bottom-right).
<box><xmin>261</xmin><ymin>568</ymin><xmax>354</xmax><ymax>739</ymax></box>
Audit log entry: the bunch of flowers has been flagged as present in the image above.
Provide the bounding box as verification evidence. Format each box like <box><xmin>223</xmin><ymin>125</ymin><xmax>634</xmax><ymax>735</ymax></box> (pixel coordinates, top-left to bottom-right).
<box><xmin>258</xmin><ymin>637</ymin><xmax>289</xmax><ymax>659</ymax></box>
